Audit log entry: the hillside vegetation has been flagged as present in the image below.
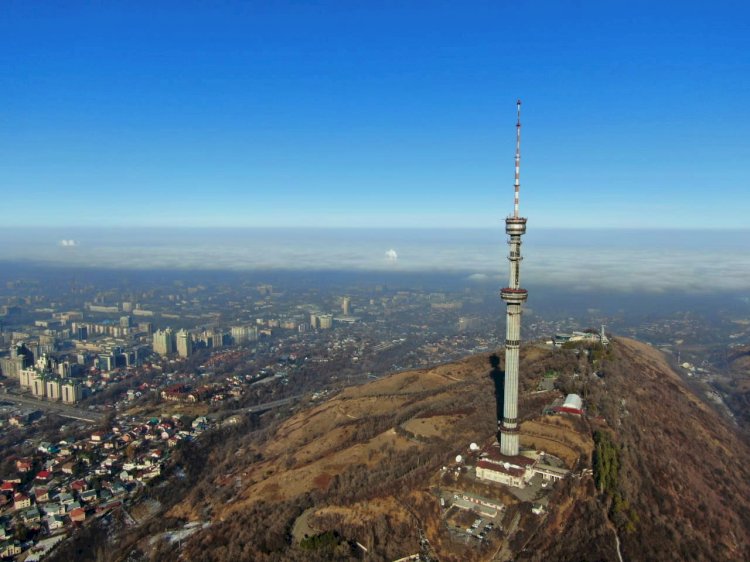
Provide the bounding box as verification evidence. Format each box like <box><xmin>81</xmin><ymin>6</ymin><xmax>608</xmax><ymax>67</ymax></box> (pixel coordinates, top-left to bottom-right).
<box><xmin>519</xmin><ymin>338</ymin><xmax>750</xmax><ymax>562</ymax></box>
<box><xmin>49</xmin><ymin>338</ymin><xmax>750</xmax><ymax>562</ymax></box>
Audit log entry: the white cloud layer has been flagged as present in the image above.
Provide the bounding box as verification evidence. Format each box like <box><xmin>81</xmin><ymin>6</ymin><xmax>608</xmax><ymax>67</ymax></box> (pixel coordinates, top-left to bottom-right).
<box><xmin>1</xmin><ymin>228</ymin><xmax>748</xmax><ymax>293</ymax></box>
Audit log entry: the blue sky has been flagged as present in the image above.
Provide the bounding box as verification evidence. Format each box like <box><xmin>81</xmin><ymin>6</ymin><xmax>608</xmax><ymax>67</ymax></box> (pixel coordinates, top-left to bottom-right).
<box><xmin>2</xmin><ymin>1</ymin><xmax>749</xmax><ymax>228</ymax></box>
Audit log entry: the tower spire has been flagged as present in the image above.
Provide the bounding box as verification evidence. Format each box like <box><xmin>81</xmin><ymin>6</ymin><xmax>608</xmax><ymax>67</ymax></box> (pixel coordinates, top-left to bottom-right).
<box><xmin>514</xmin><ymin>99</ymin><xmax>522</xmax><ymax>218</ymax></box>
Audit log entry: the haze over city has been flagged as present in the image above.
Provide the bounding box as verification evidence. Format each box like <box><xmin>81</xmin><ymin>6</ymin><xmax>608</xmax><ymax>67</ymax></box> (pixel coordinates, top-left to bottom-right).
<box><xmin>2</xmin><ymin>228</ymin><xmax>750</xmax><ymax>294</ymax></box>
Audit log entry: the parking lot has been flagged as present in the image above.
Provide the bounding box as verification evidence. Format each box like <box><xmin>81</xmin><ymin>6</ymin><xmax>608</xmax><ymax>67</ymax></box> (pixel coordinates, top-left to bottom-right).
<box><xmin>442</xmin><ymin>500</ymin><xmax>504</xmax><ymax>546</ymax></box>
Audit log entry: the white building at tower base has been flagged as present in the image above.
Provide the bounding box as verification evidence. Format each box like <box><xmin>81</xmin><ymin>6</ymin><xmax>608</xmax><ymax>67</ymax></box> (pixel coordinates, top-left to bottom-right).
<box><xmin>475</xmin><ymin>443</ymin><xmax>569</xmax><ymax>489</ymax></box>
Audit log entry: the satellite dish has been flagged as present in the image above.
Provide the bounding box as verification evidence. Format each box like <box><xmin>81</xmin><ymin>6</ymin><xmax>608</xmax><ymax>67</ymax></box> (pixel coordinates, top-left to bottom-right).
<box><xmin>469</xmin><ymin>442</ymin><xmax>479</xmax><ymax>451</ymax></box>
<box><xmin>503</xmin><ymin>462</ymin><xmax>511</xmax><ymax>470</ymax></box>
<box><xmin>455</xmin><ymin>455</ymin><xmax>463</xmax><ymax>464</ymax></box>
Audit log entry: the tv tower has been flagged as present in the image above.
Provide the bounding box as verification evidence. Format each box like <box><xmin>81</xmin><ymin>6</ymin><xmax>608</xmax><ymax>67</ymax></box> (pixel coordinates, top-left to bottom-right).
<box><xmin>499</xmin><ymin>100</ymin><xmax>528</xmax><ymax>457</ymax></box>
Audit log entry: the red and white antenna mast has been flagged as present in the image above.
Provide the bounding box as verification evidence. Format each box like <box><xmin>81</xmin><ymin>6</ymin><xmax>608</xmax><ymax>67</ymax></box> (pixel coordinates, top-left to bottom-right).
<box><xmin>513</xmin><ymin>99</ymin><xmax>522</xmax><ymax>218</ymax></box>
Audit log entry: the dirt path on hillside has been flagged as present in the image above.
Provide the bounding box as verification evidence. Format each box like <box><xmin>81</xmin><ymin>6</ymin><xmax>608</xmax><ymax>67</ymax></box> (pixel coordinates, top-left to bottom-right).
<box><xmin>291</xmin><ymin>507</ymin><xmax>319</xmax><ymax>543</ymax></box>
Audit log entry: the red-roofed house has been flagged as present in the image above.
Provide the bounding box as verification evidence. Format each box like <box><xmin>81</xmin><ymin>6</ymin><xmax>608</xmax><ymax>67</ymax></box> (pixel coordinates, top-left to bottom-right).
<box><xmin>36</xmin><ymin>470</ymin><xmax>53</xmax><ymax>482</ymax></box>
<box><xmin>33</xmin><ymin>487</ymin><xmax>50</xmax><ymax>502</ymax></box>
<box><xmin>71</xmin><ymin>479</ymin><xmax>88</xmax><ymax>492</ymax></box>
<box><xmin>13</xmin><ymin>493</ymin><xmax>31</xmax><ymax>510</ymax></box>
<box><xmin>69</xmin><ymin>507</ymin><xmax>86</xmax><ymax>523</ymax></box>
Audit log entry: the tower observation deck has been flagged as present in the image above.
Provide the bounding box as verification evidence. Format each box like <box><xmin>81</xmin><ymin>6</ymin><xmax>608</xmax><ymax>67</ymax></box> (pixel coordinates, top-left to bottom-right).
<box><xmin>499</xmin><ymin>100</ymin><xmax>528</xmax><ymax>457</ymax></box>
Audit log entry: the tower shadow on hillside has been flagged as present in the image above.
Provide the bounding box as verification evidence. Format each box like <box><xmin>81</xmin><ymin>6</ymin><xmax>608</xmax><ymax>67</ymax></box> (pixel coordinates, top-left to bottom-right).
<box><xmin>488</xmin><ymin>354</ymin><xmax>505</xmax><ymax>444</ymax></box>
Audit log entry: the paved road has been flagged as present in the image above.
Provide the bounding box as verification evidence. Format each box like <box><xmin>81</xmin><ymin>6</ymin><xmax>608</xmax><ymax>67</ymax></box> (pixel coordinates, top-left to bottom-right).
<box><xmin>1</xmin><ymin>393</ymin><xmax>104</xmax><ymax>422</ymax></box>
<box><xmin>2</xmin><ymin>392</ymin><xmax>303</xmax><ymax>424</ymax></box>
<box><xmin>206</xmin><ymin>394</ymin><xmax>305</xmax><ymax>422</ymax></box>
<box><xmin>241</xmin><ymin>395</ymin><xmax>303</xmax><ymax>414</ymax></box>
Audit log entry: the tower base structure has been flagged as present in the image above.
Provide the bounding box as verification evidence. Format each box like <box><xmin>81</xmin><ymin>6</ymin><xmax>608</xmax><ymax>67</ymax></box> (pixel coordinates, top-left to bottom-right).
<box><xmin>499</xmin><ymin>425</ymin><xmax>520</xmax><ymax>457</ymax></box>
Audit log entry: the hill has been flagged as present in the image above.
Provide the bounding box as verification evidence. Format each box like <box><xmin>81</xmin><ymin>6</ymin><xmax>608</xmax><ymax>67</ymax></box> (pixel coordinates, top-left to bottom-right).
<box><xmin>722</xmin><ymin>345</ymin><xmax>750</xmax><ymax>429</ymax></box>
<box><xmin>521</xmin><ymin>337</ymin><xmax>750</xmax><ymax>562</ymax></box>
<box><xmin>49</xmin><ymin>338</ymin><xmax>750</xmax><ymax>562</ymax></box>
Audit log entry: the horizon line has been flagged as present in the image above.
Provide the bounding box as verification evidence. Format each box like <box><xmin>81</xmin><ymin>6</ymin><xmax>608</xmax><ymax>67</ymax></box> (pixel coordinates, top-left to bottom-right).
<box><xmin>2</xmin><ymin>225</ymin><xmax>750</xmax><ymax>232</ymax></box>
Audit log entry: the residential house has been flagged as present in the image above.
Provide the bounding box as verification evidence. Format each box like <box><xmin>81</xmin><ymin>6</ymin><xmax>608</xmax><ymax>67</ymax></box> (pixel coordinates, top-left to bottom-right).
<box><xmin>47</xmin><ymin>514</ymin><xmax>65</xmax><ymax>530</ymax></box>
<box><xmin>22</xmin><ymin>506</ymin><xmax>41</xmax><ymax>525</ymax></box>
<box><xmin>0</xmin><ymin>541</ymin><xmax>21</xmax><ymax>558</ymax></box>
<box><xmin>66</xmin><ymin>501</ymin><xmax>82</xmax><ymax>512</ymax></box>
<box><xmin>110</xmin><ymin>481</ymin><xmax>127</xmax><ymax>496</ymax></box>
<box><xmin>13</xmin><ymin>493</ymin><xmax>31</xmax><ymax>510</ymax></box>
<box><xmin>1</xmin><ymin>482</ymin><xmax>16</xmax><ymax>493</ymax></box>
<box><xmin>57</xmin><ymin>443</ymin><xmax>72</xmax><ymax>456</ymax></box>
<box><xmin>32</xmin><ymin>487</ymin><xmax>50</xmax><ymax>502</ymax></box>
<box><xmin>70</xmin><ymin>480</ymin><xmax>88</xmax><ymax>493</ymax></box>
<box><xmin>57</xmin><ymin>492</ymin><xmax>75</xmax><ymax>505</ymax></box>
<box><xmin>36</xmin><ymin>470</ymin><xmax>53</xmax><ymax>482</ymax></box>
<box><xmin>69</xmin><ymin>507</ymin><xmax>86</xmax><ymax>523</ymax></box>
<box><xmin>79</xmin><ymin>490</ymin><xmax>97</xmax><ymax>503</ymax></box>
<box><xmin>46</xmin><ymin>503</ymin><xmax>66</xmax><ymax>516</ymax></box>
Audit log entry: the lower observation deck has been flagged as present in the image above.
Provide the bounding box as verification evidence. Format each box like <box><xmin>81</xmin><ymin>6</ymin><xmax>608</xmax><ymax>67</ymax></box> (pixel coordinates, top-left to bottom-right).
<box><xmin>500</xmin><ymin>287</ymin><xmax>528</xmax><ymax>304</ymax></box>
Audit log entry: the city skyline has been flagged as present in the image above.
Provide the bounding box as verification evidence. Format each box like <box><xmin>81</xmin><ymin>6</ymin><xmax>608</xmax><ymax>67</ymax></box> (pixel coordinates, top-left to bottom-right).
<box><xmin>2</xmin><ymin>1</ymin><xmax>749</xmax><ymax>228</ymax></box>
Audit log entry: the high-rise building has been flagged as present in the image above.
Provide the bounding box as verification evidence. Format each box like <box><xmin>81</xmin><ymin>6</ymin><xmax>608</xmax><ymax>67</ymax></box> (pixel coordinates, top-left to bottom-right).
<box><xmin>152</xmin><ymin>328</ymin><xmax>175</xmax><ymax>356</ymax></box>
<box><xmin>31</xmin><ymin>374</ymin><xmax>47</xmax><ymax>398</ymax></box>
<box><xmin>176</xmin><ymin>330</ymin><xmax>192</xmax><ymax>358</ymax></box>
<box><xmin>46</xmin><ymin>378</ymin><xmax>62</xmax><ymax>401</ymax></box>
<box><xmin>199</xmin><ymin>329</ymin><xmax>224</xmax><ymax>349</ymax></box>
<box><xmin>75</xmin><ymin>325</ymin><xmax>88</xmax><ymax>340</ymax></box>
<box><xmin>98</xmin><ymin>354</ymin><xmax>116</xmax><ymax>371</ymax></box>
<box><xmin>61</xmin><ymin>380</ymin><xmax>83</xmax><ymax>404</ymax></box>
<box><xmin>318</xmin><ymin>314</ymin><xmax>333</xmax><ymax>329</ymax></box>
<box><xmin>231</xmin><ymin>325</ymin><xmax>257</xmax><ymax>345</ymax></box>
<box><xmin>19</xmin><ymin>368</ymin><xmax>34</xmax><ymax>389</ymax></box>
<box><xmin>341</xmin><ymin>296</ymin><xmax>351</xmax><ymax>316</ymax></box>
<box><xmin>57</xmin><ymin>361</ymin><xmax>72</xmax><ymax>377</ymax></box>
<box><xmin>0</xmin><ymin>343</ymin><xmax>34</xmax><ymax>379</ymax></box>
<box><xmin>214</xmin><ymin>329</ymin><xmax>226</xmax><ymax>347</ymax></box>
<box><xmin>499</xmin><ymin>101</ymin><xmax>529</xmax><ymax>458</ymax></box>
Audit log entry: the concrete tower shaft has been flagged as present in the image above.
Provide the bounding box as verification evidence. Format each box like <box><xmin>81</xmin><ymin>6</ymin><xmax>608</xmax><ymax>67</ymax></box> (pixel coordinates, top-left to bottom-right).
<box><xmin>499</xmin><ymin>100</ymin><xmax>528</xmax><ymax>457</ymax></box>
